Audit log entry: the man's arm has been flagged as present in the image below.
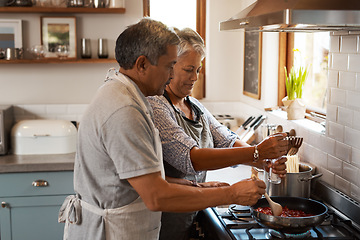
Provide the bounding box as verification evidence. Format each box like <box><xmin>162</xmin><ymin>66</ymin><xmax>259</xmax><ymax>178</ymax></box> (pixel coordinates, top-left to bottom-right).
<box><xmin>128</xmin><ymin>171</ymin><xmax>265</xmax><ymax>212</ymax></box>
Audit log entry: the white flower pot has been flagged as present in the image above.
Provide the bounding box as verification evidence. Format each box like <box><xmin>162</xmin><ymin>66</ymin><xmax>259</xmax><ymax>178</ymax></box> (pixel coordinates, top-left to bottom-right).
<box><xmin>282</xmin><ymin>97</ymin><xmax>306</xmax><ymax>120</ymax></box>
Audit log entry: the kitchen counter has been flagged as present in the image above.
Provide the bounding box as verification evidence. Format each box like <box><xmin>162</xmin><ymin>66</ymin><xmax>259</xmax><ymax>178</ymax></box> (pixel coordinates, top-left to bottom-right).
<box><xmin>206</xmin><ymin>165</ymin><xmax>262</xmax><ymax>184</ymax></box>
<box><xmin>0</xmin><ymin>153</ymin><xmax>75</xmax><ymax>173</ymax></box>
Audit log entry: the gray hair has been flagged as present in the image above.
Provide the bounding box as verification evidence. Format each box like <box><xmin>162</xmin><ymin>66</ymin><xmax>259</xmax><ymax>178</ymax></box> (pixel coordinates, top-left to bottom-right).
<box><xmin>174</xmin><ymin>28</ymin><xmax>205</xmax><ymax>59</ymax></box>
<box><xmin>115</xmin><ymin>18</ymin><xmax>180</xmax><ymax>69</ymax></box>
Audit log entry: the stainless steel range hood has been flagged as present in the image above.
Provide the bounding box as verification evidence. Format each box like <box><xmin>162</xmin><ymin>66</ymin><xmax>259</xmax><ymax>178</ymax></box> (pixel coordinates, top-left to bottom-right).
<box><xmin>220</xmin><ymin>0</ymin><xmax>360</xmax><ymax>32</ymax></box>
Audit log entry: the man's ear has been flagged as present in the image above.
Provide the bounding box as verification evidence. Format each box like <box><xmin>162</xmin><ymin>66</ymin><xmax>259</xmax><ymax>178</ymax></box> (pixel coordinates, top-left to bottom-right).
<box><xmin>134</xmin><ymin>55</ymin><xmax>148</xmax><ymax>74</ymax></box>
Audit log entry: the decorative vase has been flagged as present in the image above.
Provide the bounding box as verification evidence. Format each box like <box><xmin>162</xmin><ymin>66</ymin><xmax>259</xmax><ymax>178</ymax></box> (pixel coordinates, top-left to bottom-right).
<box><xmin>282</xmin><ymin>97</ymin><xmax>306</xmax><ymax>120</ymax></box>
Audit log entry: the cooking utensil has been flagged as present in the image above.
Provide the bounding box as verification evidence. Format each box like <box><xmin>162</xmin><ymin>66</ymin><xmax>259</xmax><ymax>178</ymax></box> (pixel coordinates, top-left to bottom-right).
<box><xmin>265</xmin><ymin>162</ymin><xmax>323</xmax><ymax>198</ymax></box>
<box><xmin>235</xmin><ymin>116</ymin><xmax>255</xmax><ymax>135</ymax></box>
<box><xmin>251</xmin><ymin>168</ymin><xmax>283</xmax><ymax>216</ymax></box>
<box><xmin>238</xmin><ymin>115</ymin><xmax>262</xmax><ymax>139</ymax></box>
<box><xmin>287</xmin><ymin>136</ymin><xmax>303</xmax><ymax>155</ymax></box>
<box><xmin>241</xmin><ymin>115</ymin><xmax>266</xmax><ymax>143</ymax></box>
<box><xmin>251</xmin><ymin>196</ymin><xmax>328</xmax><ymax>234</ymax></box>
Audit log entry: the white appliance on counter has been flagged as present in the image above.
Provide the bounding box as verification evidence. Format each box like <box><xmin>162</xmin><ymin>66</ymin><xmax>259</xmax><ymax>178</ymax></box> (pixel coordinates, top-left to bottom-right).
<box><xmin>11</xmin><ymin>119</ymin><xmax>77</xmax><ymax>155</ymax></box>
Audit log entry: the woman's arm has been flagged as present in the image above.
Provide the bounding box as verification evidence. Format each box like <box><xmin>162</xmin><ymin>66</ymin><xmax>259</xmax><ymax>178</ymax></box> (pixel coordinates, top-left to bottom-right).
<box><xmin>190</xmin><ymin>133</ymin><xmax>288</xmax><ymax>171</ymax></box>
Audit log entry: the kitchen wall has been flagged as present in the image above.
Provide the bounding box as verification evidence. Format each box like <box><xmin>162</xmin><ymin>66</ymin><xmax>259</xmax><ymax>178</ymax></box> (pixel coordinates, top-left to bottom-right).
<box><xmin>0</xmin><ymin>0</ymin><xmax>142</xmax><ymax>104</ymax></box>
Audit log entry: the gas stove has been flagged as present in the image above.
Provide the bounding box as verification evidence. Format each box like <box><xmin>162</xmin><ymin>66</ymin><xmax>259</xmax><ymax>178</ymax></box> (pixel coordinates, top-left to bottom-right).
<box><xmin>197</xmin><ymin>181</ymin><xmax>360</xmax><ymax>239</ymax></box>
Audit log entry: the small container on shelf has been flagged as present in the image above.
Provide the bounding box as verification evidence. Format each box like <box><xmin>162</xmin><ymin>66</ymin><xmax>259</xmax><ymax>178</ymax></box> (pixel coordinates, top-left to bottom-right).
<box><xmin>97</xmin><ymin>38</ymin><xmax>108</xmax><ymax>59</ymax></box>
<box><xmin>80</xmin><ymin>38</ymin><xmax>92</xmax><ymax>58</ymax></box>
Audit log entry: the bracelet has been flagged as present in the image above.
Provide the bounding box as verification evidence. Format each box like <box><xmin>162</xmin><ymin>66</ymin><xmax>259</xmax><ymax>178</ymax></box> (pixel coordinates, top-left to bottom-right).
<box><xmin>253</xmin><ymin>145</ymin><xmax>259</xmax><ymax>163</ymax></box>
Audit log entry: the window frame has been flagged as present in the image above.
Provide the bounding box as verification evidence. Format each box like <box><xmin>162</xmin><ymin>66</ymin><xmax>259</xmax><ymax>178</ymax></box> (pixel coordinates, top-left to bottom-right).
<box><xmin>143</xmin><ymin>0</ymin><xmax>206</xmax><ymax>99</ymax></box>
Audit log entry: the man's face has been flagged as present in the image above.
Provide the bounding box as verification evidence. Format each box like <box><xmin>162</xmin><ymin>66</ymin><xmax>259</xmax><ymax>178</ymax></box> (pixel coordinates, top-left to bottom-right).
<box><xmin>146</xmin><ymin>45</ymin><xmax>178</xmax><ymax>96</ymax></box>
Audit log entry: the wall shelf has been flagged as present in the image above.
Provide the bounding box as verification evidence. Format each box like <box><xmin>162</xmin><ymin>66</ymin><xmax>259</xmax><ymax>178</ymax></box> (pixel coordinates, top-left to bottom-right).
<box><xmin>0</xmin><ymin>6</ymin><xmax>125</xmax><ymax>13</ymax></box>
<box><xmin>0</xmin><ymin>58</ymin><xmax>117</xmax><ymax>64</ymax></box>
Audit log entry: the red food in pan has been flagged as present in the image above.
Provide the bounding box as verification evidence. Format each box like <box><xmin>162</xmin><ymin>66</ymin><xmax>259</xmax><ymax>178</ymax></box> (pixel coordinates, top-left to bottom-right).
<box><xmin>255</xmin><ymin>206</ymin><xmax>313</xmax><ymax>217</ymax></box>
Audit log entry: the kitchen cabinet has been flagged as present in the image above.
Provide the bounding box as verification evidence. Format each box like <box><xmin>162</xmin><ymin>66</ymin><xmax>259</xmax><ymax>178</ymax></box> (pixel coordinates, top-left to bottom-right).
<box><xmin>0</xmin><ymin>171</ymin><xmax>74</xmax><ymax>240</ymax></box>
<box><xmin>0</xmin><ymin>6</ymin><xmax>125</xmax><ymax>64</ymax></box>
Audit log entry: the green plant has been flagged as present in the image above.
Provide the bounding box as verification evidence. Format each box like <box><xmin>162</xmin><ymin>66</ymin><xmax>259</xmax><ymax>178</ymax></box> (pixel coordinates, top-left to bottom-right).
<box><xmin>284</xmin><ymin>66</ymin><xmax>308</xmax><ymax>100</ymax></box>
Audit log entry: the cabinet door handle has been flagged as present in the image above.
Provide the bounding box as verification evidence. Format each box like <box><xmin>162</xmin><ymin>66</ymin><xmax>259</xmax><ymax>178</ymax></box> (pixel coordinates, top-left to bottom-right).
<box><xmin>1</xmin><ymin>202</ymin><xmax>7</xmax><ymax>208</ymax></box>
<box><xmin>32</xmin><ymin>180</ymin><xmax>49</xmax><ymax>187</ymax></box>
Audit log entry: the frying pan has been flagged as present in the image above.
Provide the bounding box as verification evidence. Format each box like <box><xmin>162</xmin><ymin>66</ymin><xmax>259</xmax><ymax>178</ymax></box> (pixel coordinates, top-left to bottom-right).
<box><xmin>250</xmin><ymin>196</ymin><xmax>328</xmax><ymax>234</ymax></box>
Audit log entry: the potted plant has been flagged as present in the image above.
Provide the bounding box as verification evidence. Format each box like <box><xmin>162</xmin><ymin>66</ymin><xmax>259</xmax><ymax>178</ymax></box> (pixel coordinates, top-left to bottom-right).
<box><xmin>282</xmin><ymin>65</ymin><xmax>308</xmax><ymax>120</ymax></box>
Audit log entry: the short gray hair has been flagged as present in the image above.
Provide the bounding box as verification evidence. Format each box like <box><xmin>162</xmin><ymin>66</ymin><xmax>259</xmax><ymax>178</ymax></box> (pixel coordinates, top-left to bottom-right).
<box><xmin>115</xmin><ymin>18</ymin><xmax>180</xmax><ymax>69</ymax></box>
<box><xmin>174</xmin><ymin>28</ymin><xmax>205</xmax><ymax>59</ymax></box>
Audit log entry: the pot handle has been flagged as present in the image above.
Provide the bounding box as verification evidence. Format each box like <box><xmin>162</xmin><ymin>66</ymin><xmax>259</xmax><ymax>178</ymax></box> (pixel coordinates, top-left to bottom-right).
<box><xmin>299</xmin><ymin>173</ymin><xmax>323</xmax><ymax>182</ymax></box>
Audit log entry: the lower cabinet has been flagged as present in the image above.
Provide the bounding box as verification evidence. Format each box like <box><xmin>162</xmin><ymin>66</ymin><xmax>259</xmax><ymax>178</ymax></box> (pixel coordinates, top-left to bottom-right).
<box><xmin>0</xmin><ymin>171</ymin><xmax>74</xmax><ymax>240</ymax></box>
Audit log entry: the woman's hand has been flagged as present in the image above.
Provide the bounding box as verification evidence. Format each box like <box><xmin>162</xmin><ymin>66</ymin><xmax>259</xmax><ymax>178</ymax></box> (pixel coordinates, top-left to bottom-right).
<box><xmin>267</xmin><ymin>156</ymin><xmax>287</xmax><ymax>177</ymax></box>
<box><xmin>256</xmin><ymin>133</ymin><xmax>288</xmax><ymax>160</ymax></box>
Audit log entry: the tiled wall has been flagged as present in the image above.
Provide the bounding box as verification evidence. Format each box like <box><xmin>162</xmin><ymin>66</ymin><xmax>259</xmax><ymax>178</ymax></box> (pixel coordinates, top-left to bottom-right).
<box><xmin>323</xmin><ymin>32</ymin><xmax>360</xmax><ymax>201</ymax></box>
<box><xmin>13</xmin><ymin>104</ymin><xmax>88</xmax><ymax>124</ymax></box>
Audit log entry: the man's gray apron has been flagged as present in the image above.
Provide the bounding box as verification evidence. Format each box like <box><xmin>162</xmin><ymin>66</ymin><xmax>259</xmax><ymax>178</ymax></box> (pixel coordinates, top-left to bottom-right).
<box><xmin>159</xmin><ymin>98</ymin><xmax>214</xmax><ymax>240</ymax></box>
<box><xmin>59</xmin><ymin>69</ymin><xmax>165</xmax><ymax>240</ymax></box>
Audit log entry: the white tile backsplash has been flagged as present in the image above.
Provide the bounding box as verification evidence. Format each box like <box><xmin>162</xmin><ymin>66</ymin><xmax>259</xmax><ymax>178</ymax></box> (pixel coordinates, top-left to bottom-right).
<box><xmin>326</xmin><ymin>104</ymin><xmax>338</xmax><ymax>122</ymax></box>
<box><xmin>352</xmin><ymin>147</ymin><xmax>360</xmax><ymax>169</ymax></box>
<box><xmin>348</xmin><ymin>54</ymin><xmax>360</xmax><ymax>72</ymax></box>
<box><xmin>335</xmin><ymin>141</ymin><xmax>352</xmax><ymax>163</ymax></box>
<box><xmin>337</xmin><ymin>106</ymin><xmax>353</xmax><ymax>127</ymax></box>
<box><xmin>341</xmin><ymin>35</ymin><xmax>358</xmax><ymax>53</ymax></box>
<box><xmin>319</xmin><ymin>134</ymin><xmax>336</xmax><ymax>156</ymax></box>
<box><xmin>344</xmin><ymin>126</ymin><xmax>360</xmax><ymax>149</ymax></box>
<box><xmin>331</xmin><ymin>53</ymin><xmax>348</xmax><ymax>71</ymax></box>
<box><xmin>342</xmin><ymin>161</ymin><xmax>359</xmax><ymax>183</ymax></box>
<box><xmin>13</xmin><ymin>104</ymin><xmax>88</xmax><ymax>123</ymax></box>
<box><xmin>353</xmin><ymin>110</ymin><xmax>360</xmax><ymax>131</ymax></box>
<box><xmin>329</xmin><ymin>88</ymin><xmax>346</xmax><ymax>106</ymax></box>
<box><xmin>335</xmin><ymin>175</ymin><xmax>351</xmax><ymax>196</ymax></box>
<box><xmin>328</xmin><ymin>70</ymin><xmax>339</xmax><ymax>88</ymax></box>
<box><xmin>319</xmin><ymin>167</ymin><xmax>335</xmax><ymax>186</ymax></box>
<box><xmin>328</xmin><ymin>121</ymin><xmax>345</xmax><ymax>142</ymax></box>
<box><xmin>339</xmin><ymin>71</ymin><xmax>356</xmax><ymax>90</ymax></box>
<box><xmin>346</xmin><ymin>91</ymin><xmax>360</xmax><ymax>111</ymax></box>
<box><xmin>330</xmin><ymin>35</ymin><xmax>340</xmax><ymax>53</ymax></box>
<box><xmin>327</xmin><ymin>154</ymin><xmax>343</xmax><ymax>176</ymax></box>
<box><xmin>350</xmin><ymin>183</ymin><xmax>360</xmax><ymax>201</ymax></box>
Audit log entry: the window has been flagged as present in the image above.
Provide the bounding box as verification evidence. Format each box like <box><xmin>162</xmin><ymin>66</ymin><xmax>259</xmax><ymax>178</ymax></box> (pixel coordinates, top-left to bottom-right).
<box><xmin>279</xmin><ymin>32</ymin><xmax>330</xmax><ymax>120</ymax></box>
<box><xmin>292</xmin><ymin>32</ymin><xmax>330</xmax><ymax>114</ymax></box>
<box><xmin>147</xmin><ymin>0</ymin><xmax>197</xmax><ymax>30</ymax></box>
<box><xmin>143</xmin><ymin>0</ymin><xmax>206</xmax><ymax>99</ymax></box>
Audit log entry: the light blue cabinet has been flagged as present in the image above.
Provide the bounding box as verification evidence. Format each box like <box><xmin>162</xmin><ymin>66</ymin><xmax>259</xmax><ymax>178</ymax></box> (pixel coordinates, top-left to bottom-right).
<box><xmin>0</xmin><ymin>171</ymin><xmax>74</xmax><ymax>240</ymax></box>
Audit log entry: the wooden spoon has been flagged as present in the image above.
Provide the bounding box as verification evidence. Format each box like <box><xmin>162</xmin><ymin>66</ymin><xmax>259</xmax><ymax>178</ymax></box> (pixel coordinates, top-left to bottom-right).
<box><xmin>251</xmin><ymin>168</ymin><xmax>283</xmax><ymax>216</ymax></box>
<box><xmin>263</xmin><ymin>192</ymin><xmax>283</xmax><ymax>216</ymax></box>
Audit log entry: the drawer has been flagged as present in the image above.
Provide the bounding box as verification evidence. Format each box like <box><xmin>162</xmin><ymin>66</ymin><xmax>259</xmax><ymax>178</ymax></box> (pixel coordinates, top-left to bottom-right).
<box><xmin>0</xmin><ymin>171</ymin><xmax>74</xmax><ymax>197</ymax></box>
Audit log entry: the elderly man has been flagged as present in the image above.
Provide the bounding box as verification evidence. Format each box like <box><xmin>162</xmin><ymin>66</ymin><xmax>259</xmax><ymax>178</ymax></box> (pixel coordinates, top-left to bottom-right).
<box><xmin>59</xmin><ymin>18</ymin><xmax>286</xmax><ymax>240</ymax></box>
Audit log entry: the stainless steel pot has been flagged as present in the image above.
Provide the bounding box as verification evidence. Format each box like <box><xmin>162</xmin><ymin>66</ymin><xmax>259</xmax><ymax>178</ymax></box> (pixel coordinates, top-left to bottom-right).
<box><xmin>264</xmin><ymin>163</ymin><xmax>322</xmax><ymax>198</ymax></box>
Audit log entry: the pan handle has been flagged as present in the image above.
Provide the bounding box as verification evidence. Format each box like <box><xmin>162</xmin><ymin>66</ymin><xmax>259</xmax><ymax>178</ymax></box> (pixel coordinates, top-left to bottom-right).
<box><xmin>299</xmin><ymin>173</ymin><xmax>323</xmax><ymax>182</ymax></box>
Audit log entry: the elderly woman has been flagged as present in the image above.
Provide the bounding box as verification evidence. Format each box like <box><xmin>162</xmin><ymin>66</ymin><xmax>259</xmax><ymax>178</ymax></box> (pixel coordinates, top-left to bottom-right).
<box><xmin>147</xmin><ymin>28</ymin><xmax>288</xmax><ymax>240</ymax></box>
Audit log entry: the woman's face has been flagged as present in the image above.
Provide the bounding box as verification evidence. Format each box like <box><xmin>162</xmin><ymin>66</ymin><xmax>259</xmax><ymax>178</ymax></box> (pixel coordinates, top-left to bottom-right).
<box><xmin>168</xmin><ymin>48</ymin><xmax>202</xmax><ymax>98</ymax></box>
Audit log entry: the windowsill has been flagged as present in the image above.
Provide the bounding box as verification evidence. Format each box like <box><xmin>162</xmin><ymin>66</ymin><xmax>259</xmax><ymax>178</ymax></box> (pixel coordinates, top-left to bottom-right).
<box><xmin>268</xmin><ymin>109</ymin><xmax>326</xmax><ymax>134</ymax></box>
